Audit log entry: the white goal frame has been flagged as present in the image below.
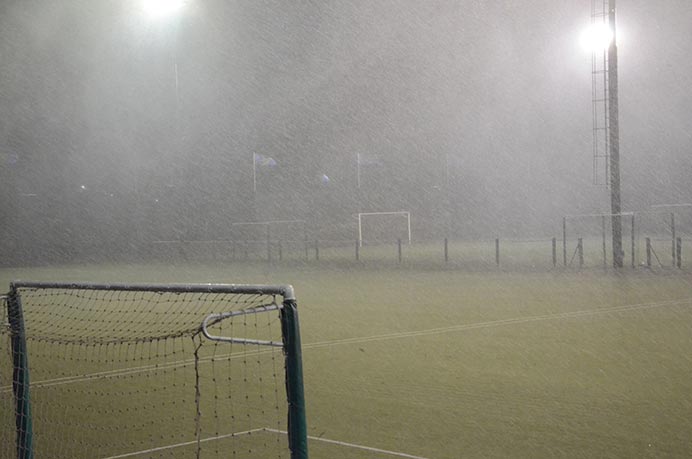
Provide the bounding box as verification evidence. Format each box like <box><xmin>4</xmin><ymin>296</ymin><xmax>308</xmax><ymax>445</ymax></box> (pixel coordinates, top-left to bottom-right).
<box><xmin>357</xmin><ymin>211</ymin><xmax>411</xmax><ymax>247</ymax></box>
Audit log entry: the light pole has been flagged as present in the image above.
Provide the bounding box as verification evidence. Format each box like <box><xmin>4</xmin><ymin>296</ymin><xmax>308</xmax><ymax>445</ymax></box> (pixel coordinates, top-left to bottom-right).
<box><xmin>584</xmin><ymin>0</ymin><xmax>623</xmax><ymax>268</ymax></box>
<box><xmin>607</xmin><ymin>0</ymin><xmax>623</xmax><ymax>268</ymax></box>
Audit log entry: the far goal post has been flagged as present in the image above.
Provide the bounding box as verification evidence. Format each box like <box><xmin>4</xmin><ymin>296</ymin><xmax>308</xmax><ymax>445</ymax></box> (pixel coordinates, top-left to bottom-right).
<box><xmin>1</xmin><ymin>282</ymin><xmax>308</xmax><ymax>459</ymax></box>
<box><xmin>357</xmin><ymin>211</ymin><xmax>411</xmax><ymax>247</ymax></box>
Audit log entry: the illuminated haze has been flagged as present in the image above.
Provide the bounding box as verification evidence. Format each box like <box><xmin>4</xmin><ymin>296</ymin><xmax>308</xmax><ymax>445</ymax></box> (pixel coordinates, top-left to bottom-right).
<box><xmin>1</xmin><ymin>0</ymin><xmax>691</xmax><ymax>262</ymax></box>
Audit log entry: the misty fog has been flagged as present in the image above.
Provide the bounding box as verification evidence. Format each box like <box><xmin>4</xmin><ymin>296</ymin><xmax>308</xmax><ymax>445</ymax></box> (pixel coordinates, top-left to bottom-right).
<box><xmin>1</xmin><ymin>0</ymin><xmax>691</xmax><ymax>264</ymax></box>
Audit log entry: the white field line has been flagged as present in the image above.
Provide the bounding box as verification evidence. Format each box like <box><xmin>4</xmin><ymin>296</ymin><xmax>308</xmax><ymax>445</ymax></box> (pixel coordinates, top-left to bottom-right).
<box><xmin>100</xmin><ymin>427</ymin><xmax>265</xmax><ymax>459</ymax></box>
<box><xmin>3</xmin><ymin>297</ymin><xmax>691</xmax><ymax>392</ymax></box>
<box><xmin>265</xmin><ymin>428</ymin><xmax>432</xmax><ymax>459</ymax></box>
<box><xmin>304</xmin><ymin>297</ymin><xmax>692</xmax><ymax>348</ymax></box>
<box><xmin>101</xmin><ymin>427</ymin><xmax>431</xmax><ymax>459</ymax></box>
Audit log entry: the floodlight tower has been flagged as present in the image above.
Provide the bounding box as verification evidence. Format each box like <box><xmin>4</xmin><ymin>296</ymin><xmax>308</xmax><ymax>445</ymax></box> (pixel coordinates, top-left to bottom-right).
<box><xmin>607</xmin><ymin>0</ymin><xmax>623</xmax><ymax>268</ymax></box>
<box><xmin>589</xmin><ymin>0</ymin><xmax>623</xmax><ymax>268</ymax></box>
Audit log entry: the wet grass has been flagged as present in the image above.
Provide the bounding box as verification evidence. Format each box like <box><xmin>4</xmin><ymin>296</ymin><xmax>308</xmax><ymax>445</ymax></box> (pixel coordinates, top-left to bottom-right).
<box><xmin>2</xmin><ymin>262</ymin><xmax>692</xmax><ymax>458</ymax></box>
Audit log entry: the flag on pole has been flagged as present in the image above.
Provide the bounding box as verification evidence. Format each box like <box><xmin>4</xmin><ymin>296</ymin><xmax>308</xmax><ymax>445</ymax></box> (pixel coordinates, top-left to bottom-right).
<box><xmin>252</xmin><ymin>153</ymin><xmax>278</xmax><ymax>193</ymax></box>
<box><xmin>254</xmin><ymin>153</ymin><xmax>277</xmax><ymax>167</ymax></box>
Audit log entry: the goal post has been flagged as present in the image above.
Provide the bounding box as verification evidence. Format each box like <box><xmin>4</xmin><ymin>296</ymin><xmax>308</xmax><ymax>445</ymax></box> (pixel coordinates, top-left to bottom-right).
<box><xmin>1</xmin><ymin>281</ymin><xmax>308</xmax><ymax>459</ymax></box>
<box><xmin>4</xmin><ymin>288</ymin><xmax>33</xmax><ymax>459</ymax></box>
<box><xmin>357</xmin><ymin>211</ymin><xmax>411</xmax><ymax>247</ymax></box>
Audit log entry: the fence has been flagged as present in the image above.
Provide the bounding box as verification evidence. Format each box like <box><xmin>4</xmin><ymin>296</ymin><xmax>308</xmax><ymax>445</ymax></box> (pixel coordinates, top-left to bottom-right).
<box><xmin>145</xmin><ymin>237</ymin><xmax>686</xmax><ymax>270</ymax></box>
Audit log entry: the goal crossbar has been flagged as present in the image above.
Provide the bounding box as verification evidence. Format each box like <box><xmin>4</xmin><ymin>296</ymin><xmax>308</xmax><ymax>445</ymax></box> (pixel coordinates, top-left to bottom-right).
<box><xmin>9</xmin><ymin>281</ymin><xmax>296</xmax><ymax>300</ymax></box>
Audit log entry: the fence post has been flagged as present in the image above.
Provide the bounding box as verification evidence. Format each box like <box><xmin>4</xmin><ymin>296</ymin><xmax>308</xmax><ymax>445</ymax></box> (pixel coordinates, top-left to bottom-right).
<box><xmin>563</xmin><ymin>217</ymin><xmax>567</xmax><ymax>266</ymax></box>
<box><xmin>355</xmin><ymin>240</ymin><xmax>360</xmax><ymax>261</ymax></box>
<box><xmin>398</xmin><ymin>239</ymin><xmax>402</xmax><ymax>264</ymax></box>
<box><xmin>671</xmin><ymin>213</ymin><xmax>676</xmax><ymax>267</ymax></box>
<box><xmin>444</xmin><ymin>238</ymin><xmax>449</xmax><ymax>263</ymax></box>
<box><xmin>602</xmin><ymin>214</ymin><xmax>607</xmax><ymax>268</ymax></box>
<box><xmin>578</xmin><ymin>238</ymin><xmax>584</xmax><ymax>268</ymax></box>
<box><xmin>495</xmin><ymin>238</ymin><xmax>500</xmax><ymax>267</ymax></box>
<box><xmin>315</xmin><ymin>240</ymin><xmax>319</xmax><ymax>261</ymax></box>
<box><xmin>631</xmin><ymin>213</ymin><xmax>636</xmax><ymax>268</ymax></box>
<box><xmin>552</xmin><ymin>237</ymin><xmax>557</xmax><ymax>267</ymax></box>
<box><xmin>646</xmin><ymin>237</ymin><xmax>652</xmax><ymax>267</ymax></box>
<box><xmin>278</xmin><ymin>240</ymin><xmax>283</xmax><ymax>261</ymax></box>
<box><xmin>676</xmin><ymin>237</ymin><xmax>682</xmax><ymax>269</ymax></box>
<box><xmin>232</xmin><ymin>240</ymin><xmax>236</xmax><ymax>261</ymax></box>
<box><xmin>304</xmin><ymin>235</ymin><xmax>309</xmax><ymax>261</ymax></box>
<box><xmin>267</xmin><ymin>226</ymin><xmax>271</xmax><ymax>262</ymax></box>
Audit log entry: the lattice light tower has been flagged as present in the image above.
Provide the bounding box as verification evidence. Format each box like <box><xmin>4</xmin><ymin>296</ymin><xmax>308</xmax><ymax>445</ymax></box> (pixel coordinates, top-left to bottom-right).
<box><xmin>590</xmin><ymin>0</ymin><xmax>623</xmax><ymax>267</ymax></box>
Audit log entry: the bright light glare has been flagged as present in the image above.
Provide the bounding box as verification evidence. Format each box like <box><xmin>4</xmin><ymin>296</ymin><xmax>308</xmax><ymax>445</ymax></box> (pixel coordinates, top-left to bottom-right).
<box><xmin>141</xmin><ymin>0</ymin><xmax>186</xmax><ymax>19</ymax></box>
<box><xmin>580</xmin><ymin>23</ymin><xmax>614</xmax><ymax>53</ymax></box>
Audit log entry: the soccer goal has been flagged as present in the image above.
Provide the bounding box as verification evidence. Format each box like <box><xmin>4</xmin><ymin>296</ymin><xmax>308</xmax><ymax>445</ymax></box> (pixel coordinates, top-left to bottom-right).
<box><xmin>1</xmin><ymin>282</ymin><xmax>307</xmax><ymax>459</ymax></box>
<box><xmin>357</xmin><ymin>211</ymin><xmax>411</xmax><ymax>247</ymax></box>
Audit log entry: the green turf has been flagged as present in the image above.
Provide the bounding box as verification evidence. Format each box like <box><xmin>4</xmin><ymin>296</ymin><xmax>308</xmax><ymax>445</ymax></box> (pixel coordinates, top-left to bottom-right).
<box><xmin>2</xmin><ymin>261</ymin><xmax>692</xmax><ymax>458</ymax></box>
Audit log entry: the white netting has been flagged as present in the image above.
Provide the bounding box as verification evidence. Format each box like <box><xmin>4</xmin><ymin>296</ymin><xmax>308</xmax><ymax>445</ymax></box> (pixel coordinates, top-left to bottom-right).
<box><xmin>1</xmin><ymin>286</ymin><xmax>292</xmax><ymax>458</ymax></box>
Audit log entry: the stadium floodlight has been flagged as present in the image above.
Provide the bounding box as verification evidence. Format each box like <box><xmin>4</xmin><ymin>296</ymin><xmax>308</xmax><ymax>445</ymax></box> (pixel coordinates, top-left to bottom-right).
<box><xmin>140</xmin><ymin>0</ymin><xmax>187</xmax><ymax>19</ymax></box>
<box><xmin>580</xmin><ymin>22</ymin><xmax>613</xmax><ymax>53</ymax></box>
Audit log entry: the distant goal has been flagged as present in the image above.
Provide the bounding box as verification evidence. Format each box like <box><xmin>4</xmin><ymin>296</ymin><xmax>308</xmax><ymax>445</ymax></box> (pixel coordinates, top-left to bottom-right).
<box><xmin>1</xmin><ymin>282</ymin><xmax>307</xmax><ymax>459</ymax></box>
<box><xmin>357</xmin><ymin>211</ymin><xmax>411</xmax><ymax>247</ymax></box>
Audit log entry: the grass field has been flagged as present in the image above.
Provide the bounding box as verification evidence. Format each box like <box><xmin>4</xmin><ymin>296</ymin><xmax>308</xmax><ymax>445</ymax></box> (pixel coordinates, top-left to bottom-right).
<box><xmin>2</xmin><ymin>260</ymin><xmax>692</xmax><ymax>458</ymax></box>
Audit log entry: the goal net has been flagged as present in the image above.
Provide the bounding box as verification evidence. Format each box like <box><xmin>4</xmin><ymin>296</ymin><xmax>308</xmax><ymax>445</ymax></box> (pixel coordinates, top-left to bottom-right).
<box><xmin>1</xmin><ymin>282</ymin><xmax>307</xmax><ymax>459</ymax></box>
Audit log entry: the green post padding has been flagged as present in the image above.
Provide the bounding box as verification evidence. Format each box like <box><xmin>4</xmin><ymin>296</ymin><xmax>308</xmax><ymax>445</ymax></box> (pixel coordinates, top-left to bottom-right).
<box><xmin>7</xmin><ymin>287</ymin><xmax>34</xmax><ymax>459</ymax></box>
<box><xmin>281</xmin><ymin>300</ymin><xmax>308</xmax><ymax>459</ymax></box>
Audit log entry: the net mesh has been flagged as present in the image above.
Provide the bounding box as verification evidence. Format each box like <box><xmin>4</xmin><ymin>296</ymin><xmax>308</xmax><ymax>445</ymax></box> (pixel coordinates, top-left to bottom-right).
<box><xmin>1</xmin><ymin>286</ymin><xmax>291</xmax><ymax>458</ymax></box>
